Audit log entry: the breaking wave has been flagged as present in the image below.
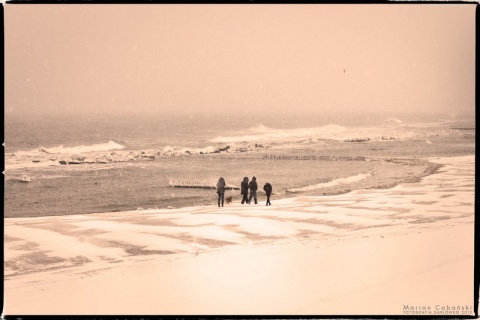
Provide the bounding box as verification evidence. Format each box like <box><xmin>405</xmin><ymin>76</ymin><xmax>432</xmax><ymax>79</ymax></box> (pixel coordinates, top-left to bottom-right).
<box><xmin>250</xmin><ymin>123</ymin><xmax>271</xmax><ymax>133</ymax></box>
<box><xmin>11</xmin><ymin>140</ymin><xmax>125</xmax><ymax>157</ymax></box>
<box><xmin>210</xmin><ymin>124</ymin><xmax>347</xmax><ymax>143</ymax></box>
<box><xmin>5</xmin><ymin>141</ymin><xmax>266</xmax><ymax>170</ymax></box>
<box><xmin>209</xmin><ymin>122</ymin><xmax>454</xmax><ymax>144</ymax></box>
<box><xmin>383</xmin><ymin>118</ymin><xmax>403</xmax><ymax>124</ymax></box>
<box><xmin>5</xmin><ymin>121</ymin><xmax>466</xmax><ymax>171</ymax></box>
<box><xmin>39</xmin><ymin>140</ymin><xmax>125</xmax><ymax>154</ymax></box>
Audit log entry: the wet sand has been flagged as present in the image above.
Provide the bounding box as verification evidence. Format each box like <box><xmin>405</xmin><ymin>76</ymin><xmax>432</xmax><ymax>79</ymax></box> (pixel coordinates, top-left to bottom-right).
<box><xmin>3</xmin><ymin>156</ymin><xmax>475</xmax><ymax>315</ymax></box>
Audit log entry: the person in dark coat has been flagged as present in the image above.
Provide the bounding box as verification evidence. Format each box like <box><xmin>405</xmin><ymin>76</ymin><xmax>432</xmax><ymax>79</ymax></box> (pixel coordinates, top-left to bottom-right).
<box><xmin>216</xmin><ymin>177</ymin><xmax>226</xmax><ymax>207</ymax></box>
<box><xmin>241</xmin><ymin>177</ymin><xmax>249</xmax><ymax>204</ymax></box>
<box><xmin>263</xmin><ymin>182</ymin><xmax>272</xmax><ymax>206</ymax></box>
<box><xmin>248</xmin><ymin>176</ymin><xmax>258</xmax><ymax>204</ymax></box>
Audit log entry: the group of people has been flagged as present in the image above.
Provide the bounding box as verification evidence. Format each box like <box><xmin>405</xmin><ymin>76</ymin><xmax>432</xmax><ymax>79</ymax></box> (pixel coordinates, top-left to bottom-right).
<box><xmin>216</xmin><ymin>177</ymin><xmax>272</xmax><ymax>207</ymax></box>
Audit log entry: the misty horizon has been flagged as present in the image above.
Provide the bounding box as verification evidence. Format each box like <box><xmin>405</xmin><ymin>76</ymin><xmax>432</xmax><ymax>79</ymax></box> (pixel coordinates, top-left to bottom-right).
<box><xmin>5</xmin><ymin>4</ymin><xmax>475</xmax><ymax>119</ymax></box>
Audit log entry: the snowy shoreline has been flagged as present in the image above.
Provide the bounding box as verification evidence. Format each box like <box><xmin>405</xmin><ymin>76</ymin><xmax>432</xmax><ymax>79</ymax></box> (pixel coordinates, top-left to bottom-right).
<box><xmin>3</xmin><ymin>155</ymin><xmax>474</xmax><ymax>315</ymax></box>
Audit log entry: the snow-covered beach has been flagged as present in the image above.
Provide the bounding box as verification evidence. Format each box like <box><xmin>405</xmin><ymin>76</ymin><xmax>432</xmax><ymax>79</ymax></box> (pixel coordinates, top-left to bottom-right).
<box><xmin>4</xmin><ymin>155</ymin><xmax>474</xmax><ymax>316</ymax></box>
<box><xmin>5</xmin><ymin>3</ymin><xmax>475</xmax><ymax>316</ymax></box>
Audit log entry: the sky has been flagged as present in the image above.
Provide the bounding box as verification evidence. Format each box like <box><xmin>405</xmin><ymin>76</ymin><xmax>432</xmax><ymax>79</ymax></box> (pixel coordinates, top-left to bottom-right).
<box><xmin>5</xmin><ymin>4</ymin><xmax>476</xmax><ymax>118</ymax></box>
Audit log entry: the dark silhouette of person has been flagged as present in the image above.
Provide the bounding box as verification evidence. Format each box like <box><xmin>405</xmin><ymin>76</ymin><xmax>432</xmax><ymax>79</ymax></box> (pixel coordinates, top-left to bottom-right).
<box><xmin>216</xmin><ymin>177</ymin><xmax>226</xmax><ymax>207</ymax></box>
<box><xmin>248</xmin><ymin>176</ymin><xmax>258</xmax><ymax>204</ymax></box>
<box><xmin>263</xmin><ymin>182</ymin><xmax>272</xmax><ymax>206</ymax></box>
<box><xmin>241</xmin><ymin>177</ymin><xmax>249</xmax><ymax>204</ymax></box>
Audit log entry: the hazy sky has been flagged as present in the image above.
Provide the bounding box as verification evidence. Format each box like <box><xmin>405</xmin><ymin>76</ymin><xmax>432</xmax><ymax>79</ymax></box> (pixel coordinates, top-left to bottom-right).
<box><xmin>5</xmin><ymin>4</ymin><xmax>476</xmax><ymax>118</ymax></box>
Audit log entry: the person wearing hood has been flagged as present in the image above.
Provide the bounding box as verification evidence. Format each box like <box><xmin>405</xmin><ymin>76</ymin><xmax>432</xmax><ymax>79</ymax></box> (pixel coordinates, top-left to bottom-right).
<box><xmin>241</xmin><ymin>177</ymin><xmax>249</xmax><ymax>204</ymax></box>
<box><xmin>248</xmin><ymin>176</ymin><xmax>258</xmax><ymax>204</ymax></box>
<box><xmin>263</xmin><ymin>182</ymin><xmax>272</xmax><ymax>206</ymax></box>
<box><xmin>216</xmin><ymin>177</ymin><xmax>226</xmax><ymax>207</ymax></box>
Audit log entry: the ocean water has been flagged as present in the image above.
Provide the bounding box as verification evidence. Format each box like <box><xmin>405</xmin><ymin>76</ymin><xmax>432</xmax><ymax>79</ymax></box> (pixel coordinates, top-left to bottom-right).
<box><xmin>4</xmin><ymin>112</ymin><xmax>475</xmax><ymax>217</ymax></box>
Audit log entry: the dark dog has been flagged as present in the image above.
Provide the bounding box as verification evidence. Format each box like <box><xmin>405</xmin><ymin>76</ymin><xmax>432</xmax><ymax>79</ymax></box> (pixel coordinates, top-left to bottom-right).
<box><xmin>225</xmin><ymin>196</ymin><xmax>233</xmax><ymax>204</ymax></box>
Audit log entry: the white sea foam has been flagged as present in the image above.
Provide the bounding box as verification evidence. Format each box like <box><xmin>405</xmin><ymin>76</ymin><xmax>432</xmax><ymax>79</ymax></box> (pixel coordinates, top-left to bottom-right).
<box><xmin>11</xmin><ymin>141</ymin><xmax>125</xmax><ymax>158</ymax></box>
<box><xmin>5</xmin><ymin>141</ymin><xmax>265</xmax><ymax>171</ymax></box>
<box><xmin>163</xmin><ymin>145</ymin><xmax>217</xmax><ymax>155</ymax></box>
<box><xmin>6</xmin><ymin>141</ymin><xmax>126</xmax><ymax>170</ymax></box>
<box><xmin>40</xmin><ymin>140</ymin><xmax>125</xmax><ymax>154</ymax></box>
<box><xmin>250</xmin><ymin>123</ymin><xmax>271</xmax><ymax>133</ymax></box>
<box><xmin>287</xmin><ymin>173</ymin><xmax>371</xmax><ymax>193</ymax></box>
<box><xmin>383</xmin><ymin>118</ymin><xmax>403</xmax><ymax>124</ymax></box>
<box><xmin>5</xmin><ymin>120</ymin><xmax>468</xmax><ymax>172</ymax></box>
<box><xmin>210</xmin><ymin>121</ymin><xmax>461</xmax><ymax>145</ymax></box>
<box><xmin>210</xmin><ymin>124</ymin><xmax>347</xmax><ymax>143</ymax></box>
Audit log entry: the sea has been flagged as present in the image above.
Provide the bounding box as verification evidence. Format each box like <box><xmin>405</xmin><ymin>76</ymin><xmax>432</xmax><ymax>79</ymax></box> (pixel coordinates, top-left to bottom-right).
<box><xmin>4</xmin><ymin>111</ymin><xmax>475</xmax><ymax>218</ymax></box>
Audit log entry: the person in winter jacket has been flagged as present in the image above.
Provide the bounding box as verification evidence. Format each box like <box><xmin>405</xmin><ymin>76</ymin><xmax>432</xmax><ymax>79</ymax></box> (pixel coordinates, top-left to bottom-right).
<box><xmin>263</xmin><ymin>182</ymin><xmax>272</xmax><ymax>206</ymax></box>
<box><xmin>241</xmin><ymin>177</ymin><xmax>249</xmax><ymax>204</ymax></box>
<box><xmin>216</xmin><ymin>177</ymin><xmax>226</xmax><ymax>207</ymax></box>
<box><xmin>248</xmin><ymin>176</ymin><xmax>258</xmax><ymax>204</ymax></box>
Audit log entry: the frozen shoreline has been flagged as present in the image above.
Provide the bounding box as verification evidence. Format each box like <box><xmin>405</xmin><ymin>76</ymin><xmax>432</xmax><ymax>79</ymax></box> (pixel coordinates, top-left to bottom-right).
<box><xmin>3</xmin><ymin>155</ymin><xmax>475</xmax><ymax>315</ymax></box>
